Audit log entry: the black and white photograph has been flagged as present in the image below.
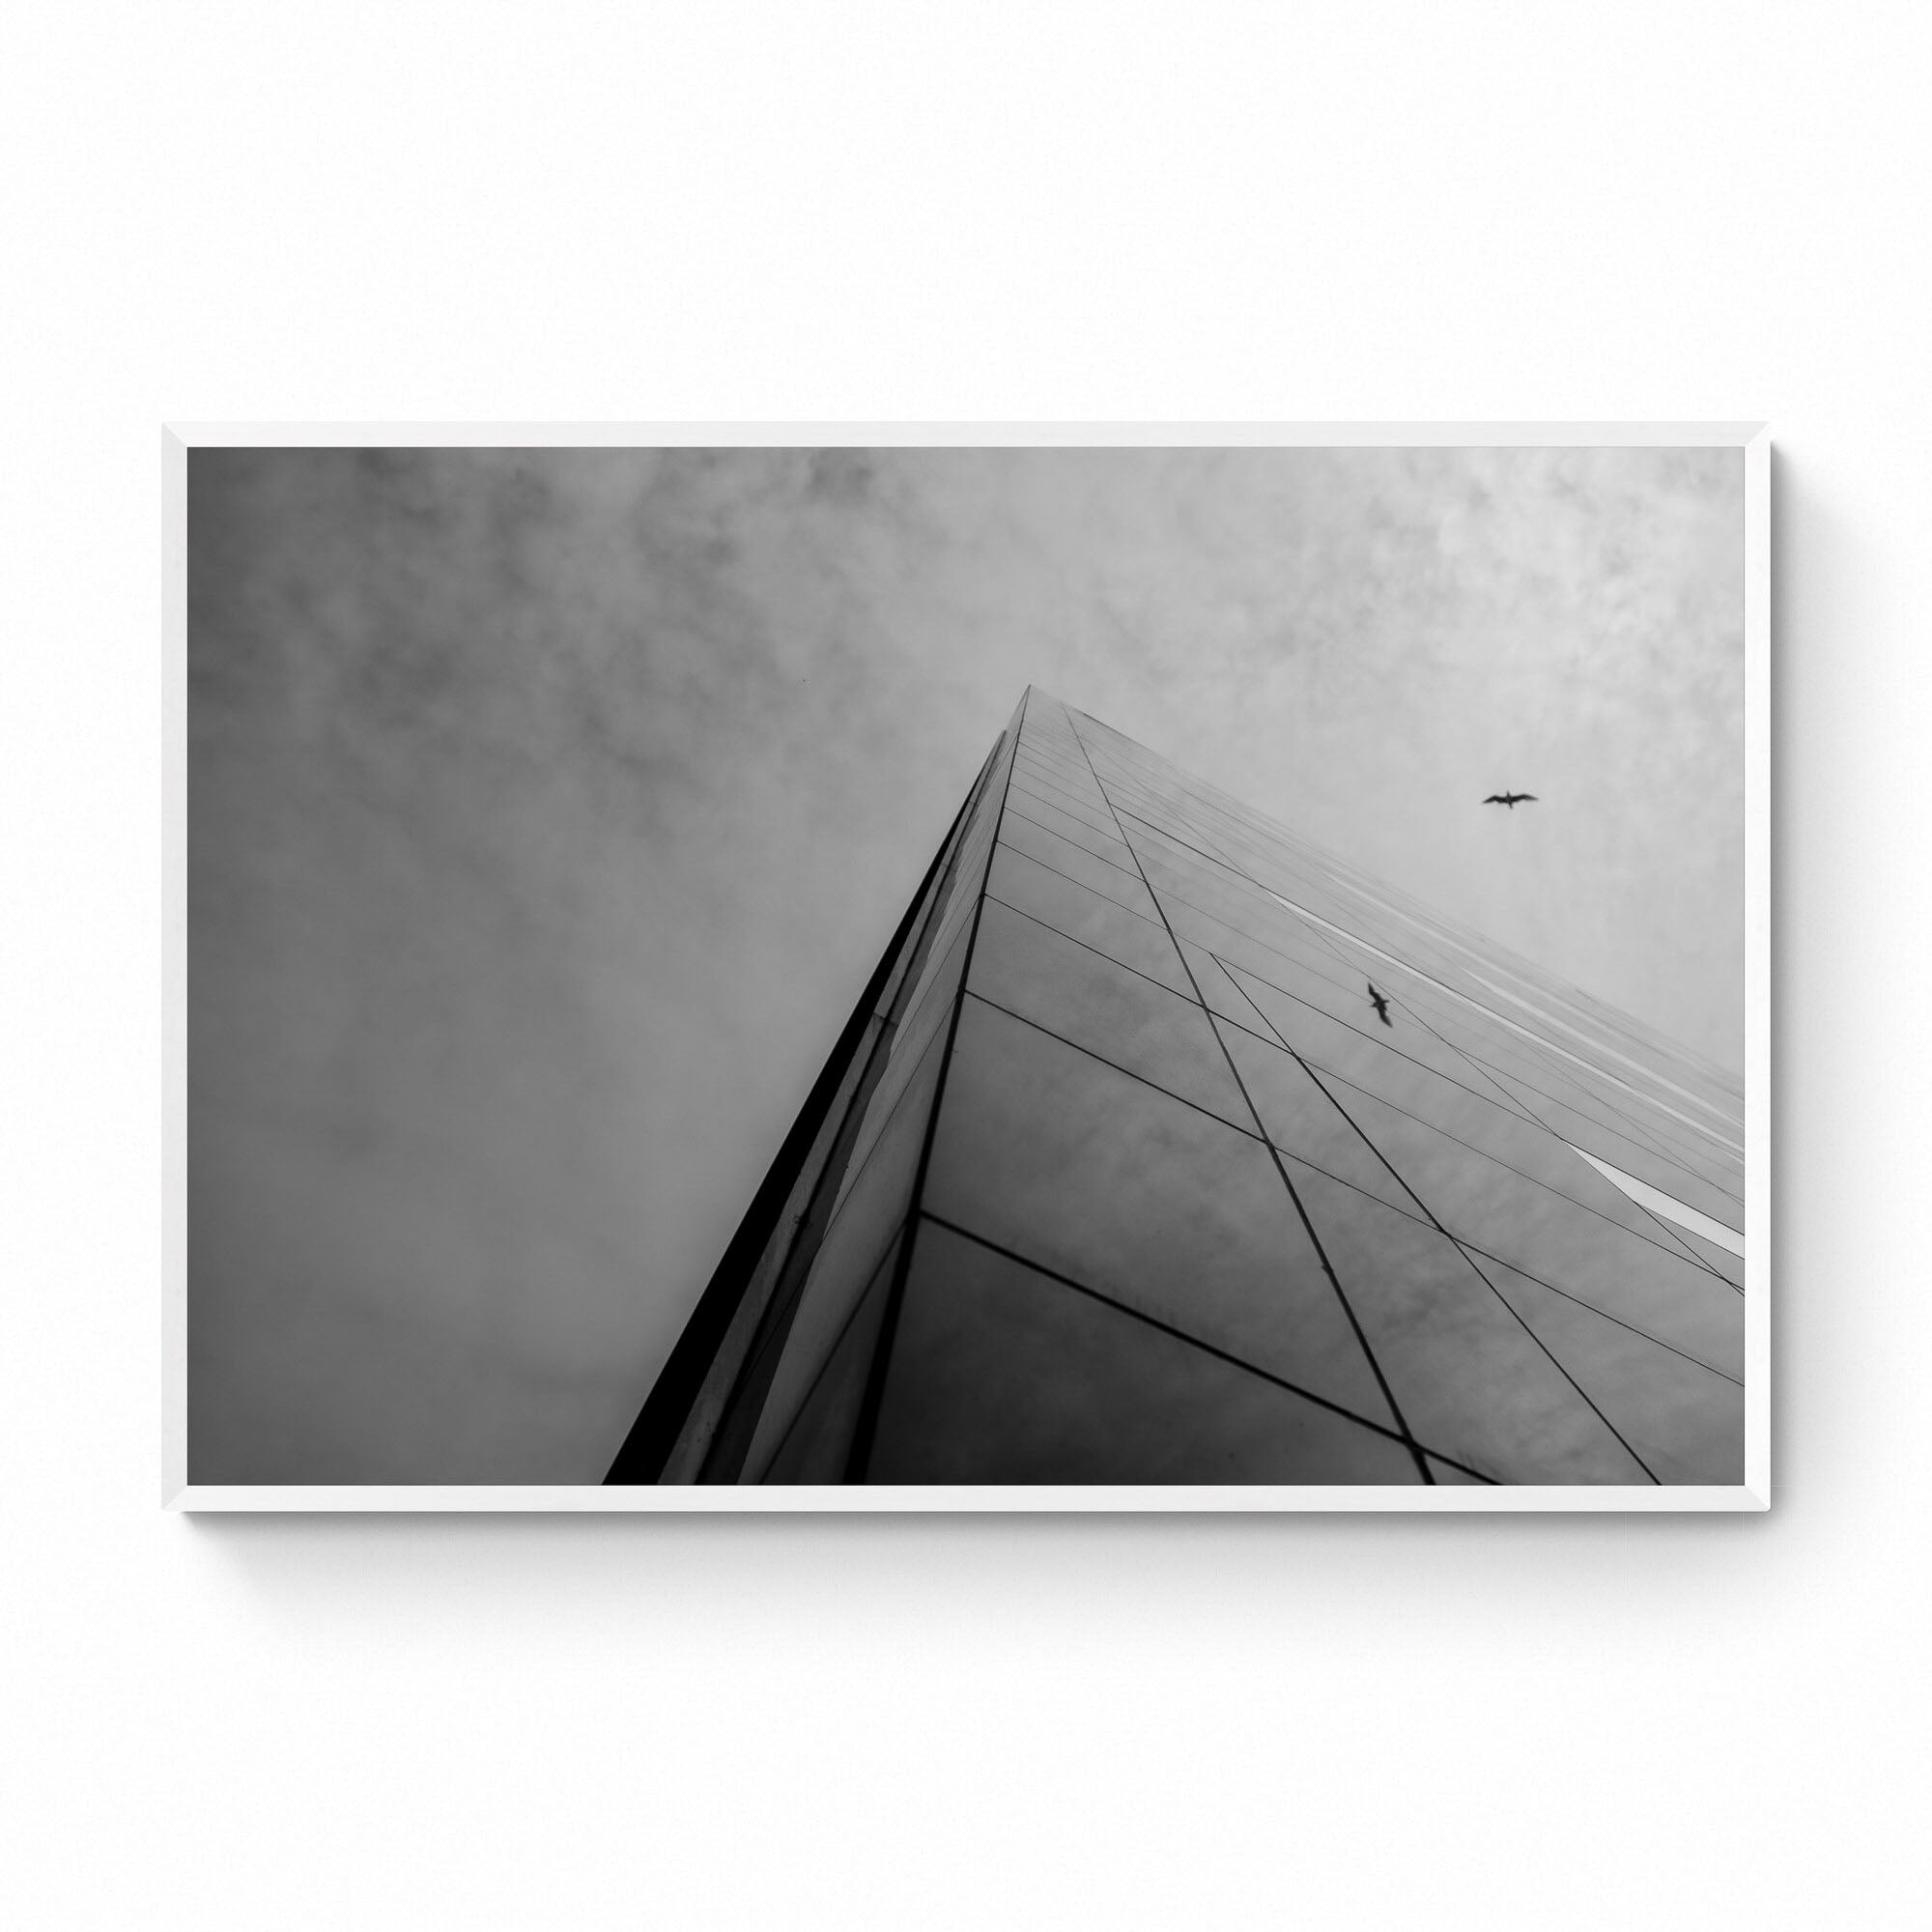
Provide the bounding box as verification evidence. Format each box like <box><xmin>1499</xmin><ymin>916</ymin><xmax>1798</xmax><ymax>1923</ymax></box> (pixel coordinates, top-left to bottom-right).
<box><xmin>177</xmin><ymin>432</ymin><xmax>1765</xmax><ymax>1502</ymax></box>
<box><xmin>19</xmin><ymin>4</ymin><xmax>1932</xmax><ymax>1925</ymax></box>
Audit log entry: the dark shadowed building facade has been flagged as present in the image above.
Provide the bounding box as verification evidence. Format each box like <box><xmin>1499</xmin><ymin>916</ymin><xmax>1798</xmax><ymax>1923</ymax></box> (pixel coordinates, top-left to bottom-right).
<box><xmin>609</xmin><ymin>690</ymin><xmax>1745</xmax><ymax>1487</ymax></box>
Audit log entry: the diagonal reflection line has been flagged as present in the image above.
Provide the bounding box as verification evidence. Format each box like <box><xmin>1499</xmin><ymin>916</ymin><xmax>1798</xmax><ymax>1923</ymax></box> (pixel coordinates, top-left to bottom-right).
<box><xmin>1204</xmin><ymin>966</ymin><xmax>1740</xmax><ymax>1378</ymax></box>
<box><xmin>1210</xmin><ymin>955</ymin><xmax>1662</xmax><ymax>1484</ymax></box>
<box><xmin>1211</xmin><ymin>954</ymin><xmax>1732</xmax><ymax>1280</ymax></box>
<box><xmin>1066</xmin><ymin>737</ymin><xmax>1746</xmax><ymax>1215</ymax></box>
<box><xmin>1368</xmin><ymin>980</ymin><xmax>1734</xmax><ymax>1280</ymax></box>
<box><xmin>1114</xmin><ymin>797</ymin><xmax>1746</xmax><ymax>1171</ymax></box>
<box><xmin>1109</xmin><ymin>778</ymin><xmax>1743</xmax><ymax>1135</ymax></box>
<box><xmin>1065</xmin><ymin>712</ymin><xmax>1435</xmax><ymax>1485</ymax></box>
<box><xmin>1344</xmin><ymin>963</ymin><xmax>1739</xmax><ymax>1298</ymax></box>
<box><xmin>1086</xmin><ymin>753</ymin><xmax>1744</xmax><ymax>1215</ymax></box>
<box><xmin>1191</xmin><ymin>870</ymin><xmax>1739</xmax><ymax>1193</ymax></box>
<box><xmin>1122</xmin><ymin>838</ymin><xmax>1742</xmax><ymax>1193</ymax></box>
<box><xmin>1292</xmin><ymin>907</ymin><xmax>1741</xmax><ymax>1224</ymax></box>
<box><xmin>1194</xmin><ymin>931</ymin><xmax>1593</xmax><ymax>1144</ymax></box>
<box><xmin>1274</xmin><ymin>910</ymin><xmax>1576</xmax><ymax>1138</ymax></box>
<box><xmin>1567</xmin><ymin>1144</ymin><xmax>1747</xmax><ymax>1262</ymax></box>
<box><xmin>1264</xmin><ymin>889</ymin><xmax>1744</xmax><ymax>1151</ymax></box>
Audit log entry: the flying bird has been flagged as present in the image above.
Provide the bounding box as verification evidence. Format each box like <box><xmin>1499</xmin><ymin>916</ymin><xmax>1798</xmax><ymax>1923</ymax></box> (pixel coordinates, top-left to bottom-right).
<box><xmin>1367</xmin><ymin>983</ymin><xmax>1391</xmax><ymax>1026</ymax></box>
<box><xmin>1483</xmin><ymin>791</ymin><xmax>1538</xmax><ymax>809</ymax></box>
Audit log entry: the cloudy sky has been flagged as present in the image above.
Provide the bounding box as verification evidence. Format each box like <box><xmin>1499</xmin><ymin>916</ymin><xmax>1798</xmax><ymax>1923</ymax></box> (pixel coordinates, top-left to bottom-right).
<box><xmin>187</xmin><ymin>443</ymin><xmax>1744</xmax><ymax>1484</ymax></box>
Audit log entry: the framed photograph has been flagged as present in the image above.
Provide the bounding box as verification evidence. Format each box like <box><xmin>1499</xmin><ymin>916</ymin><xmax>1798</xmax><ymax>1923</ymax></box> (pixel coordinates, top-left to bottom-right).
<box><xmin>166</xmin><ymin>426</ymin><xmax>1768</xmax><ymax>1510</ymax></box>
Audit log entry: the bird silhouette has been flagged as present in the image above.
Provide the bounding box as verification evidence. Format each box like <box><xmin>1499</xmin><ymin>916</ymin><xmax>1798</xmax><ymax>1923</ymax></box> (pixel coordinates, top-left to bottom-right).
<box><xmin>1483</xmin><ymin>791</ymin><xmax>1538</xmax><ymax>809</ymax></box>
<box><xmin>1367</xmin><ymin>983</ymin><xmax>1391</xmax><ymax>1026</ymax></box>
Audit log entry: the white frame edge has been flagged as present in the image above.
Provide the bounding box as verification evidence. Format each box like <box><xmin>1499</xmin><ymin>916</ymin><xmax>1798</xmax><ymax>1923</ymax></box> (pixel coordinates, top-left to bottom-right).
<box><xmin>162</xmin><ymin>422</ymin><xmax>1771</xmax><ymax>1514</ymax></box>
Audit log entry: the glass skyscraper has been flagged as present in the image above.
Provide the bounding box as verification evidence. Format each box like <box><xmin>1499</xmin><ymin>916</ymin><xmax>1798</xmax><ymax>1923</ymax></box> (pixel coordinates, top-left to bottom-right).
<box><xmin>609</xmin><ymin>689</ymin><xmax>1745</xmax><ymax>1487</ymax></box>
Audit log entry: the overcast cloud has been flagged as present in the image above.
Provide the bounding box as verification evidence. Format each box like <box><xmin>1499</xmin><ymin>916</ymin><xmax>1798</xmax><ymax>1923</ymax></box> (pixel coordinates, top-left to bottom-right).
<box><xmin>187</xmin><ymin>444</ymin><xmax>1743</xmax><ymax>1483</ymax></box>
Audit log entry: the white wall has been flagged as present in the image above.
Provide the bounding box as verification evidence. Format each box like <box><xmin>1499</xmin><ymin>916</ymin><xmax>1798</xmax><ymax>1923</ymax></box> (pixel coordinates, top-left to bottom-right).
<box><xmin>6</xmin><ymin>4</ymin><xmax>1925</xmax><ymax>1924</ymax></box>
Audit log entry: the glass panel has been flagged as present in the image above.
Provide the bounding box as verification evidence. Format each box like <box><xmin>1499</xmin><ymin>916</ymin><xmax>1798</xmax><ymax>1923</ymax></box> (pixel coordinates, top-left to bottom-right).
<box><xmin>1137</xmin><ymin>856</ymin><xmax>1308</xmax><ymax>951</ymax></box>
<box><xmin>836</xmin><ymin>911</ymin><xmax>975</xmax><ymax>1208</ymax></box>
<box><xmin>983</xmin><ymin>844</ymin><xmax>1194</xmax><ymax>997</ymax></box>
<box><xmin>1562</xmin><ymin>1144</ymin><xmax>1746</xmax><ymax>1270</ymax></box>
<box><xmin>1674</xmin><ymin>1226</ymin><xmax>1747</xmax><ymax>1288</ymax></box>
<box><xmin>933</xmin><ymin>787</ymin><xmax>1003</xmax><ymax>895</ymax></box>
<box><xmin>740</xmin><ymin>1020</ymin><xmax>950</xmax><ymax>1473</ymax></box>
<box><xmin>949</xmin><ymin>745</ymin><xmax>1016</xmax><ymax>859</ymax></box>
<box><xmin>1012</xmin><ymin>770</ymin><xmax>1108</xmax><ymax>822</ymax></box>
<box><xmin>893</xmin><ymin>872</ymin><xmax>980</xmax><ymax>1049</ymax></box>
<box><xmin>1476</xmin><ymin>1253</ymin><xmax>1746</xmax><ymax>1484</ymax></box>
<box><xmin>1002</xmin><ymin>794</ymin><xmax>1139</xmax><ymax>872</ymax></box>
<box><xmin>919</xmin><ymin>998</ymin><xmax>1395</xmax><ymax>1427</ymax></box>
<box><xmin>1267</xmin><ymin>1023</ymin><xmax>1743</xmax><ymax>1297</ymax></box>
<box><xmin>1399</xmin><ymin>994</ymin><xmax>1746</xmax><ymax>1192</ymax></box>
<box><xmin>964</xmin><ymin>899</ymin><xmax>1250</xmax><ymax>1131</ymax></box>
<box><xmin>1007</xmin><ymin>776</ymin><xmax>1127</xmax><ymax>843</ymax></box>
<box><xmin>1312</xmin><ymin>1077</ymin><xmax>1746</xmax><ymax>1379</ymax></box>
<box><xmin>1343</xmin><ymin>1047</ymin><xmax>1701</xmax><ymax>1272</ymax></box>
<box><xmin>1161</xmin><ymin>895</ymin><xmax>1363</xmax><ymax>1010</ymax></box>
<box><xmin>1543</xmin><ymin>1104</ymin><xmax>1747</xmax><ymax>1235</ymax></box>
<box><xmin>1213</xmin><ymin>1021</ymin><xmax>1422</xmax><ymax>1218</ymax></box>
<box><xmin>1173</xmin><ymin>940</ymin><xmax>1257</xmax><ymax>1029</ymax></box>
<box><xmin>1471</xmin><ymin>1068</ymin><xmax>1746</xmax><ymax>1233</ymax></box>
<box><xmin>1216</xmin><ymin>954</ymin><xmax>1553</xmax><ymax>1132</ymax></box>
<box><xmin>1014</xmin><ymin>749</ymin><xmax>1106</xmax><ymax>805</ymax></box>
<box><xmin>866</xmin><ymin>1219</ymin><xmax>1423</xmax><ymax>1484</ymax></box>
<box><xmin>1014</xmin><ymin>743</ymin><xmax>1108</xmax><ymax>792</ymax></box>
<box><xmin>1425</xmin><ymin>1456</ymin><xmax>1491</xmax><ymax>1486</ymax></box>
<box><xmin>996</xmin><ymin>811</ymin><xmax>1159</xmax><ymax>919</ymax></box>
<box><xmin>1458</xmin><ymin>961</ymin><xmax>1744</xmax><ymax>1130</ymax></box>
<box><xmin>758</xmin><ymin>1233</ymin><xmax>902</xmax><ymax>1483</ymax></box>
<box><xmin>1288</xmin><ymin>1163</ymin><xmax>1653</xmax><ymax>1484</ymax></box>
<box><xmin>1016</xmin><ymin>724</ymin><xmax>1091</xmax><ymax>760</ymax></box>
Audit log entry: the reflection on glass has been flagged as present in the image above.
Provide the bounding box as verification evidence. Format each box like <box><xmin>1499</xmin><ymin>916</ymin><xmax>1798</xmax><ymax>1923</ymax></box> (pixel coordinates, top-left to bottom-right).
<box><xmin>1009</xmin><ymin>776</ymin><xmax>1124</xmax><ymax>842</ymax></box>
<box><xmin>1015</xmin><ymin>751</ymin><xmax>1105</xmax><ymax>804</ymax></box>
<box><xmin>1219</xmin><ymin>954</ymin><xmax>1552</xmax><ymax>1131</ymax></box>
<box><xmin>1317</xmin><ymin>1077</ymin><xmax>1745</xmax><ymax>1379</ymax></box>
<box><xmin>1290</xmin><ymin>1163</ymin><xmax>1652</xmax><ymax>1484</ymax></box>
<box><xmin>837</xmin><ymin>914</ymin><xmax>974</xmax><ymax>1210</ymax></box>
<box><xmin>761</xmin><ymin>1235</ymin><xmax>902</xmax><ymax>1482</ymax></box>
<box><xmin>1536</xmin><ymin>1100</ymin><xmax>1744</xmax><ymax>1235</ymax></box>
<box><xmin>1675</xmin><ymin>1226</ymin><xmax>1746</xmax><ymax>1288</ymax></box>
<box><xmin>668</xmin><ymin>693</ymin><xmax>1748</xmax><ymax>1492</ymax></box>
<box><xmin>983</xmin><ymin>846</ymin><xmax>1193</xmax><ymax>996</ymax></box>
<box><xmin>1160</xmin><ymin>896</ymin><xmax>1354</xmax><ymax>1009</ymax></box>
<box><xmin>740</xmin><ymin>1022</ymin><xmax>949</xmax><ymax>1473</ymax></box>
<box><xmin>1213</xmin><ymin>1021</ymin><xmax>1422</xmax><ymax>1218</ymax></box>
<box><xmin>1174</xmin><ymin>941</ymin><xmax>1253</xmax><ymax>1028</ymax></box>
<box><xmin>1402</xmin><ymin>998</ymin><xmax>1742</xmax><ymax>1200</ymax></box>
<box><xmin>965</xmin><ymin>900</ymin><xmax>1250</xmax><ymax>1130</ymax></box>
<box><xmin>867</xmin><ymin>1219</ymin><xmax>1423</xmax><ymax>1483</ymax></box>
<box><xmin>1266</xmin><ymin>1015</ymin><xmax>1742</xmax><ymax>1293</ymax></box>
<box><xmin>1565</xmin><ymin>1144</ymin><xmax>1745</xmax><ymax>1259</ymax></box>
<box><xmin>1475</xmin><ymin>1252</ymin><xmax>1745</xmax><ymax>1484</ymax></box>
<box><xmin>996</xmin><ymin>811</ymin><xmax>1158</xmax><ymax>918</ymax></box>
<box><xmin>1003</xmin><ymin>796</ymin><xmax>1139</xmax><ymax>873</ymax></box>
<box><xmin>921</xmin><ymin>999</ymin><xmax>1395</xmax><ymax>1427</ymax></box>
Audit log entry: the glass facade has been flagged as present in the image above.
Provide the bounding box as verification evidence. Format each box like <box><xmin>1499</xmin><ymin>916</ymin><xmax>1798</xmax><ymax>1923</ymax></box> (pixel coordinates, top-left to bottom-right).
<box><xmin>610</xmin><ymin>689</ymin><xmax>1745</xmax><ymax>1487</ymax></box>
